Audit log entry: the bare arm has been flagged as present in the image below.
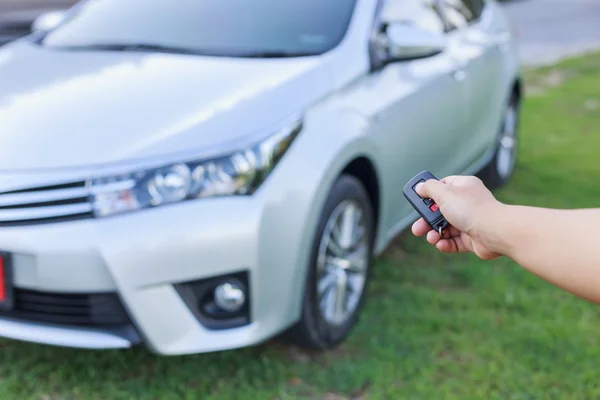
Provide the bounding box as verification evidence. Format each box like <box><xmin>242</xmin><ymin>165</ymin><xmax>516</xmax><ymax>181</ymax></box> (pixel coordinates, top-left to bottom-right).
<box><xmin>491</xmin><ymin>206</ymin><xmax>600</xmax><ymax>303</ymax></box>
<box><xmin>411</xmin><ymin>176</ymin><xmax>600</xmax><ymax>304</ymax></box>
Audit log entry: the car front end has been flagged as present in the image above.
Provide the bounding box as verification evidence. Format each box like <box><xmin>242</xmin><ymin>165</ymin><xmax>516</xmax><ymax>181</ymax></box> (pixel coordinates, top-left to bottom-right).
<box><xmin>0</xmin><ymin>123</ymin><xmax>315</xmax><ymax>354</ymax></box>
<box><xmin>0</xmin><ymin>90</ymin><xmax>353</xmax><ymax>354</ymax></box>
<box><xmin>0</xmin><ymin>0</ymin><xmax>380</xmax><ymax>354</ymax></box>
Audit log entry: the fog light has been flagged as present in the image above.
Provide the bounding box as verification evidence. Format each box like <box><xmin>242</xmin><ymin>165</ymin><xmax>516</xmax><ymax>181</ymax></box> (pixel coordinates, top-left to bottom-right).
<box><xmin>214</xmin><ymin>281</ymin><xmax>246</xmax><ymax>313</ymax></box>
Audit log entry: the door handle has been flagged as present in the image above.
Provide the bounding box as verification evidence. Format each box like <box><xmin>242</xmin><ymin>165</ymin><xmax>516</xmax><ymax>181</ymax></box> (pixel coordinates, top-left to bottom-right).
<box><xmin>450</xmin><ymin>61</ymin><xmax>468</xmax><ymax>81</ymax></box>
<box><xmin>492</xmin><ymin>32</ymin><xmax>511</xmax><ymax>52</ymax></box>
<box><xmin>465</xmin><ymin>29</ymin><xmax>510</xmax><ymax>52</ymax></box>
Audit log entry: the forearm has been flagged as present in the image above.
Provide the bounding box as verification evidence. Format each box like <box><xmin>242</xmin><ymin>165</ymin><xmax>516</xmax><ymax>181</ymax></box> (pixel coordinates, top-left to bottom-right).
<box><xmin>489</xmin><ymin>205</ymin><xmax>600</xmax><ymax>303</ymax></box>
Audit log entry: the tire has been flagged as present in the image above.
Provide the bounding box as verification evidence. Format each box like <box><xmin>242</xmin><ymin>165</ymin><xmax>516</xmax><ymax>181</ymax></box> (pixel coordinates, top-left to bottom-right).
<box><xmin>477</xmin><ymin>93</ymin><xmax>521</xmax><ymax>189</ymax></box>
<box><xmin>284</xmin><ymin>175</ymin><xmax>375</xmax><ymax>350</ymax></box>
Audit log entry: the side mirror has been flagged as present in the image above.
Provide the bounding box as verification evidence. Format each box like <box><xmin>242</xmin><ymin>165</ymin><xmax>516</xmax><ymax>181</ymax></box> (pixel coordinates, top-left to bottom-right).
<box><xmin>383</xmin><ymin>22</ymin><xmax>447</xmax><ymax>61</ymax></box>
<box><xmin>31</xmin><ymin>10</ymin><xmax>67</xmax><ymax>33</ymax></box>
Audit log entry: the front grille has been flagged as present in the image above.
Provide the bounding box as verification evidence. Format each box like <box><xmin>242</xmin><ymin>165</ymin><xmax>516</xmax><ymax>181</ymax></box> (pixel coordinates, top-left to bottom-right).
<box><xmin>0</xmin><ymin>181</ymin><xmax>94</xmax><ymax>226</ymax></box>
<box><xmin>0</xmin><ymin>289</ymin><xmax>131</xmax><ymax>326</ymax></box>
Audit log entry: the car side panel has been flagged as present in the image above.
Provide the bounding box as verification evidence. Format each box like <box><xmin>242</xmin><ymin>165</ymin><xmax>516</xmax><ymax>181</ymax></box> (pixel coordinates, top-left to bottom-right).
<box><xmin>443</xmin><ymin>1</ymin><xmax>521</xmax><ymax>168</ymax></box>
<box><xmin>325</xmin><ymin>54</ymin><xmax>469</xmax><ymax>239</ymax></box>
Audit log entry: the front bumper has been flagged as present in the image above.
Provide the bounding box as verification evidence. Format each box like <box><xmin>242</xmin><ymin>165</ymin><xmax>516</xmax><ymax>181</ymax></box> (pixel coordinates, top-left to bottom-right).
<box><xmin>0</xmin><ymin>317</ymin><xmax>140</xmax><ymax>349</ymax></box>
<box><xmin>0</xmin><ymin>188</ymin><xmax>316</xmax><ymax>355</ymax></box>
<box><xmin>0</xmin><ymin>109</ymin><xmax>371</xmax><ymax>354</ymax></box>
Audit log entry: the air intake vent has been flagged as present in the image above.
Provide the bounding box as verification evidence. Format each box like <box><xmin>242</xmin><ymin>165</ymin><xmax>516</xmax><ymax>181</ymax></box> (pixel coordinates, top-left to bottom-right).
<box><xmin>0</xmin><ymin>181</ymin><xmax>93</xmax><ymax>226</ymax></box>
<box><xmin>0</xmin><ymin>289</ymin><xmax>131</xmax><ymax>326</ymax></box>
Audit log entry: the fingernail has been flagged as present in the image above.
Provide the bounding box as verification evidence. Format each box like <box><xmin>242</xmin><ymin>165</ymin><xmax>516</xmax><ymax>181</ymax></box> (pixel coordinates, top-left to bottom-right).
<box><xmin>415</xmin><ymin>183</ymin><xmax>423</xmax><ymax>193</ymax></box>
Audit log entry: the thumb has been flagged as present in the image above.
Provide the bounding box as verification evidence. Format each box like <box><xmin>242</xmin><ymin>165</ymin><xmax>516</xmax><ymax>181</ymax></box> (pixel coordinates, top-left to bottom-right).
<box><xmin>415</xmin><ymin>179</ymin><xmax>448</xmax><ymax>201</ymax></box>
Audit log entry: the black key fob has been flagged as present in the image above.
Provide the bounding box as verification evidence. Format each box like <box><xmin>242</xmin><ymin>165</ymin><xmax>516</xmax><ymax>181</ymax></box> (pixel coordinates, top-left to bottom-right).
<box><xmin>403</xmin><ymin>171</ymin><xmax>449</xmax><ymax>236</ymax></box>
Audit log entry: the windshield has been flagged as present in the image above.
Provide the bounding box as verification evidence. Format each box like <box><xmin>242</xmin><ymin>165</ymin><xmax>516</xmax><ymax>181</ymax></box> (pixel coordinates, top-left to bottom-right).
<box><xmin>40</xmin><ymin>0</ymin><xmax>358</xmax><ymax>57</ymax></box>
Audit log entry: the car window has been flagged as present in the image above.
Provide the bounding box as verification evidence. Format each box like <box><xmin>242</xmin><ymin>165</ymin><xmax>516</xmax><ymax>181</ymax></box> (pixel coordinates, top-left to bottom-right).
<box><xmin>438</xmin><ymin>0</ymin><xmax>485</xmax><ymax>32</ymax></box>
<box><xmin>40</xmin><ymin>0</ymin><xmax>358</xmax><ymax>57</ymax></box>
<box><xmin>379</xmin><ymin>0</ymin><xmax>446</xmax><ymax>35</ymax></box>
<box><xmin>464</xmin><ymin>0</ymin><xmax>485</xmax><ymax>18</ymax></box>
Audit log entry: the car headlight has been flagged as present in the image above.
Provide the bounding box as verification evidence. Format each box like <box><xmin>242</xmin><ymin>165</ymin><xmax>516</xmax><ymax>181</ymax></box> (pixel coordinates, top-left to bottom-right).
<box><xmin>89</xmin><ymin>120</ymin><xmax>302</xmax><ymax>217</ymax></box>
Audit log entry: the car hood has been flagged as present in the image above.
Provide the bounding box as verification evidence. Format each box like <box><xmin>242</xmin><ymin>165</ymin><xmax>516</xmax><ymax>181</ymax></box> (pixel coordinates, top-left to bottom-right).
<box><xmin>0</xmin><ymin>41</ymin><xmax>331</xmax><ymax>170</ymax></box>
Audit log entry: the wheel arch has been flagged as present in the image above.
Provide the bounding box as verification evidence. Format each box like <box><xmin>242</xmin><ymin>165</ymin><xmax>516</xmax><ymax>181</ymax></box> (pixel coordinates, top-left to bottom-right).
<box><xmin>512</xmin><ymin>76</ymin><xmax>523</xmax><ymax>103</ymax></box>
<box><xmin>339</xmin><ymin>156</ymin><xmax>381</xmax><ymax>241</ymax></box>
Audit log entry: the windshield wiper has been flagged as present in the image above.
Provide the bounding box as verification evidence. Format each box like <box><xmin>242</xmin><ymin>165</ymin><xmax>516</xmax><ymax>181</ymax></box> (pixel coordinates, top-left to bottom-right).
<box><xmin>233</xmin><ymin>50</ymin><xmax>317</xmax><ymax>58</ymax></box>
<box><xmin>52</xmin><ymin>42</ymin><xmax>208</xmax><ymax>55</ymax></box>
<box><xmin>50</xmin><ymin>43</ymin><xmax>318</xmax><ymax>58</ymax></box>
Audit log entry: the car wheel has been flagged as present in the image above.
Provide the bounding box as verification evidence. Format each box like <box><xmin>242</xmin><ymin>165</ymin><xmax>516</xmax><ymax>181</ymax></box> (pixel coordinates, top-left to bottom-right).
<box><xmin>478</xmin><ymin>93</ymin><xmax>521</xmax><ymax>189</ymax></box>
<box><xmin>285</xmin><ymin>175</ymin><xmax>375</xmax><ymax>350</ymax></box>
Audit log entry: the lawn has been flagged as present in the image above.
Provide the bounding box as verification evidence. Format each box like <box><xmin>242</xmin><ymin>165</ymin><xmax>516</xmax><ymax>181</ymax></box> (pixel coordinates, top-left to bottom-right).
<box><xmin>2</xmin><ymin>52</ymin><xmax>600</xmax><ymax>400</ymax></box>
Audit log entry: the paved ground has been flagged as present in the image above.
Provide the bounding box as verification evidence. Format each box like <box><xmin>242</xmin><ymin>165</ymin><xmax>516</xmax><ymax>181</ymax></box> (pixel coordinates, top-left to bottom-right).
<box><xmin>502</xmin><ymin>0</ymin><xmax>600</xmax><ymax>66</ymax></box>
<box><xmin>0</xmin><ymin>0</ymin><xmax>599</xmax><ymax>66</ymax></box>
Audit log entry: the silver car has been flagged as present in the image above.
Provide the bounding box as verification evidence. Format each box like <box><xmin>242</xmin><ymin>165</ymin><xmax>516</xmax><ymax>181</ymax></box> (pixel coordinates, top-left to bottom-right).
<box><xmin>0</xmin><ymin>0</ymin><xmax>521</xmax><ymax>355</ymax></box>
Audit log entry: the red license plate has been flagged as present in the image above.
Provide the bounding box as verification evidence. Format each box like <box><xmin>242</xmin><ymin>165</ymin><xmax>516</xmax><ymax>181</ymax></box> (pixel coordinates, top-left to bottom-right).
<box><xmin>0</xmin><ymin>253</ymin><xmax>14</xmax><ymax>311</ymax></box>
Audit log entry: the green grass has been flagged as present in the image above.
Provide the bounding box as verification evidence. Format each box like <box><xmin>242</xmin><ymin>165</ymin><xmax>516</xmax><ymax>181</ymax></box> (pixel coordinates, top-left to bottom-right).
<box><xmin>3</xmin><ymin>52</ymin><xmax>600</xmax><ymax>400</ymax></box>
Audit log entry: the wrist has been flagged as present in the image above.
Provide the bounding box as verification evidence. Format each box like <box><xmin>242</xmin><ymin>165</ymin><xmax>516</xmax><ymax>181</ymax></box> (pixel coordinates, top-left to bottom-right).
<box><xmin>477</xmin><ymin>201</ymin><xmax>515</xmax><ymax>256</ymax></box>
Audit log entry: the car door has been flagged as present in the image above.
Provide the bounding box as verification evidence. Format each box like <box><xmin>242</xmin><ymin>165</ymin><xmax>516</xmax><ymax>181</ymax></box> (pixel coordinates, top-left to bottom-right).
<box><xmin>437</xmin><ymin>0</ymin><xmax>507</xmax><ymax>170</ymax></box>
<box><xmin>354</xmin><ymin>0</ymin><xmax>470</xmax><ymax>228</ymax></box>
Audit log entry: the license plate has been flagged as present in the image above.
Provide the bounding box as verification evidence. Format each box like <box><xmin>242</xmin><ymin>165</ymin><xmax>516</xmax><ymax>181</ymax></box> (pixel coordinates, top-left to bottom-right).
<box><xmin>0</xmin><ymin>252</ymin><xmax>14</xmax><ymax>311</ymax></box>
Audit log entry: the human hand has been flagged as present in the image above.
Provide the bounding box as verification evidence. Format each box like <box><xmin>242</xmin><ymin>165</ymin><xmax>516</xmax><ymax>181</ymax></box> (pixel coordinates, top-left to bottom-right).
<box><xmin>411</xmin><ymin>175</ymin><xmax>505</xmax><ymax>260</ymax></box>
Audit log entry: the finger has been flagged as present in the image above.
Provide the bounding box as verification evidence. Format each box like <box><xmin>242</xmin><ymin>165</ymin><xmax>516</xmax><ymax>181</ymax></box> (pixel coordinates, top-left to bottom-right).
<box><xmin>448</xmin><ymin>225</ymin><xmax>462</xmax><ymax>237</ymax></box>
<box><xmin>426</xmin><ymin>229</ymin><xmax>441</xmax><ymax>245</ymax></box>
<box><xmin>436</xmin><ymin>237</ymin><xmax>471</xmax><ymax>253</ymax></box>
<box><xmin>439</xmin><ymin>176</ymin><xmax>463</xmax><ymax>186</ymax></box>
<box><xmin>411</xmin><ymin>218</ymin><xmax>432</xmax><ymax>237</ymax></box>
<box><xmin>414</xmin><ymin>179</ymin><xmax>447</xmax><ymax>200</ymax></box>
<box><xmin>452</xmin><ymin>235</ymin><xmax>471</xmax><ymax>253</ymax></box>
<box><xmin>435</xmin><ymin>239</ymin><xmax>456</xmax><ymax>253</ymax></box>
<box><xmin>437</xmin><ymin>227</ymin><xmax>455</xmax><ymax>239</ymax></box>
<box><xmin>436</xmin><ymin>237</ymin><xmax>463</xmax><ymax>253</ymax></box>
<box><xmin>442</xmin><ymin>175</ymin><xmax>483</xmax><ymax>189</ymax></box>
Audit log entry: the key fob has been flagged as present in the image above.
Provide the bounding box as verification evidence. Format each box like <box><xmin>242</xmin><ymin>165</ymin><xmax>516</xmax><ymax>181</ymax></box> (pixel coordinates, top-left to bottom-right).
<box><xmin>403</xmin><ymin>171</ymin><xmax>449</xmax><ymax>235</ymax></box>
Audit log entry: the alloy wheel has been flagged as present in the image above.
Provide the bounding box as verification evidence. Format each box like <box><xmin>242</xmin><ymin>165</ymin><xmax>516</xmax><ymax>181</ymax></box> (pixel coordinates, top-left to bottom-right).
<box><xmin>315</xmin><ymin>200</ymin><xmax>369</xmax><ymax>326</ymax></box>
